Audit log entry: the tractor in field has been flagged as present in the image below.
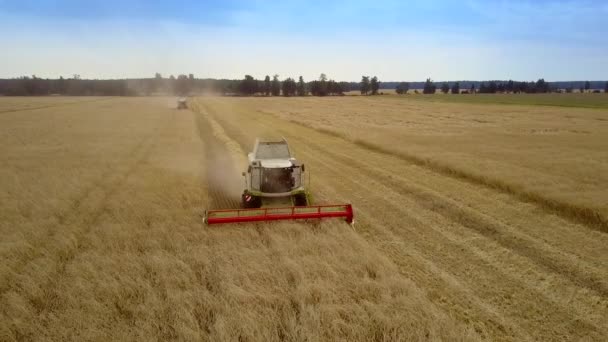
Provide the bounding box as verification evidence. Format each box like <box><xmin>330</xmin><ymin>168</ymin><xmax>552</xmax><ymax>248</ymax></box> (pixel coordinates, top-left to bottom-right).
<box><xmin>204</xmin><ymin>138</ymin><xmax>354</xmax><ymax>225</ymax></box>
<box><xmin>177</xmin><ymin>98</ymin><xmax>188</xmax><ymax>109</ymax></box>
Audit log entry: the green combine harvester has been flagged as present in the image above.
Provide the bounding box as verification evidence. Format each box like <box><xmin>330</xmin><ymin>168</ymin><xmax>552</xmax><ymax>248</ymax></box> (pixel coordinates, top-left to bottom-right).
<box><xmin>204</xmin><ymin>138</ymin><xmax>354</xmax><ymax>225</ymax></box>
<box><xmin>177</xmin><ymin>97</ymin><xmax>188</xmax><ymax>109</ymax></box>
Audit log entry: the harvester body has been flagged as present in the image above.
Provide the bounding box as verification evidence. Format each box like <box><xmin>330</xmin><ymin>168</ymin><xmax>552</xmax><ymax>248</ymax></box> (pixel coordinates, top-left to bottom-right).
<box><xmin>242</xmin><ymin>138</ymin><xmax>308</xmax><ymax>208</ymax></box>
<box><xmin>177</xmin><ymin>98</ymin><xmax>188</xmax><ymax>109</ymax></box>
<box><xmin>204</xmin><ymin>138</ymin><xmax>353</xmax><ymax>225</ymax></box>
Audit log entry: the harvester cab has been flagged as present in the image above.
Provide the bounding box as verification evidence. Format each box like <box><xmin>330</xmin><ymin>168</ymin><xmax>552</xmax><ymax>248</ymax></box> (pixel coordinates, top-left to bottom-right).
<box><xmin>204</xmin><ymin>138</ymin><xmax>354</xmax><ymax>225</ymax></box>
<box><xmin>241</xmin><ymin>138</ymin><xmax>308</xmax><ymax>208</ymax></box>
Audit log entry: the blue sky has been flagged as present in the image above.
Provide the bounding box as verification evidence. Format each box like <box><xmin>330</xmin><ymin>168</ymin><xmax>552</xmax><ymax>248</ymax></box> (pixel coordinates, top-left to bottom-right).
<box><xmin>1</xmin><ymin>0</ymin><xmax>607</xmax><ymax>81</ymax></box>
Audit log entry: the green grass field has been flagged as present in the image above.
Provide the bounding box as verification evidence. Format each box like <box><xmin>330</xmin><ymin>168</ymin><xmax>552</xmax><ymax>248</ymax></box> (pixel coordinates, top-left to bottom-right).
<box><xmin>393</xmin><ymin>93</ymin><xmax>608</xmax><ymax>109</ymax></box>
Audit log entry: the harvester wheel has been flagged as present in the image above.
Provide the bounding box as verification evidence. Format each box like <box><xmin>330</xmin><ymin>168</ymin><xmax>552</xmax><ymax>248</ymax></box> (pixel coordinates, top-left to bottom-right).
<box><xmin>242</xmin><ymin>191</ymin><xmax>262</xmax><ymax>208</ymax></box>
<box><xmin>293</xmin><ymin>193</ymin><xmax>308</xmax><ymax>206</ymax></box>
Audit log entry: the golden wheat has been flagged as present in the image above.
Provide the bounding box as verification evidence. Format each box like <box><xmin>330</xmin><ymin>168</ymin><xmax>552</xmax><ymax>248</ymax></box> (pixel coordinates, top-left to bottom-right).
<box><xmin>1</xmin><ymin>95</ymin><xmax>607</xmax><ymax>341</ymax></box>
<box><xmin>193</xmin><ymin>96</ymin><xmax>608</xmax><ymax>341</ymax></box>
<box><xmin>1</xmin><ymin>97</ymin><xmax>481</xmax><ymax>341</ymax></box>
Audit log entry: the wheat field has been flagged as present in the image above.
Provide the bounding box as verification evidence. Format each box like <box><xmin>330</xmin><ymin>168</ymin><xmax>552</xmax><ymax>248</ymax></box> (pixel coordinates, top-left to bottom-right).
<box><xmin>1</xmin><ymin>96</ymin><xmax>607</xmax><ymax>341</ymax></box>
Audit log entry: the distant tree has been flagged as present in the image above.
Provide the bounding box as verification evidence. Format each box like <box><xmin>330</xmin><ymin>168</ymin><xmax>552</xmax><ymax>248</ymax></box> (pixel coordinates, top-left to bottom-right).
<box><xmin>319</xmin><ymin>74</ymin><xmax>328</xmax><ymax>95</ymax></box>
<box><xmin>479</xmin><ymin>82</ymin><xmax>487</xmax><ymax>93</ymax></box>
<box><xmin>154</xmin><ymin>73</ymin><xmax>163</xmax><ymax>93</ymax></box>
<box><xmin>478</xmin><ymin>81</ymin><xmax>498</xmax><ymax>94</ymax></box>
<box><xmin>281</xmin><ymin>77</ymin><xmax>297</xmax><ymax>96</ymax></box>
<box><xmin>605</xmin><ymin>81</ymin><xmax>608</xmax><ymax>93</ymax></box>
<box><xmin>264</xmin><ymin>75</ymin><xmax>271</xmax><ymax>96</ymax></box>
<box><xmin>451</xmin><ymin>82</ymin><xmax>460</xmax><ymax>94</ymax></box>
<box><xmin>188</xmin><ymin>74</ymin><xmax>195</xmax><ymax>93</ymax></box>
<box><xmin>496</xmin><ymin>82</ymin><xmax>505</xmax><ymax>93</ymax></box>
<box><xmin>395</xmin><ymin>82</ymin><xmax>409</xmax><ymax>94</ymax></box>
<box><xmin>309</xmin><ymin>75</ymin><xmax>338</xmax><ymax>96</ymax></box>
<box><xmin>143</xmin><ymin>78</ymin><xmax>154</xmax><ymax>95</ymax></box>
<box><xmin>239</xmin><ymin>75</ymin><xmax>258</xmax><ymax>95</ymax></box>
<box><xmin>440</xmin><ymin>82</ymin><xmax>450</xmax><ymax>94</ymax></box>
<box><xmin>584</xmin><ymin>80</ymin><xmax>591</xmax><ymax>92</ymax></box>
<box><xmin>271</xmin><ymin>74</ymin><xmax>281</xmax><ymax>96</ymax></box>
<box><xmin>360</xmin><ymin>76</ymin><xmax>370</xmax><ymax>95</ymax></box>
<box><xmin>517</xmin><ymin>81</ymin><xmax>530</xmax><ymax>93</ymax></box>
<box><xmin>580</xmin><ymin>85</ymin><xmax>585</xmax><ymax>93</ymax></box>
<box><xmin>57</xmin><ymin>76</ymin><xmax>67</xmax><ymax>94</ymax></box>
<box><xmin>175</xmin><ymin>74</ymin><xmax>190</xmax><ymax>95</ymax></box>
<box><xmin>309</xmin><ymin>81</ymin><xmax>320</xmax><ymax>96</ymax></box>
<box><xmin>169</xmin><ymin>75</ymin><xmax>176</xmax><ymax>94</ymax></box>
<box><xmin>224</xmin><ymin>80</ymin><xmax>238</xmax><ymax>95</ymax></box>
<box><xmin>323</xmin><ymin>79</ymin><xmax>344</xmax><ymax>95</ymax></box>
<box><xmin>331</xmin><ymin>80</ymin><xmax>344</xmax><ymax>95</ymax></box>
<box><xmin>327</xmin><ymin>80</ymin><xmax>336</xmax><ymax>95</ymax></box>
<box><xmin>338</xmin><ymin>81</ymin><xmax>351</xmax><ymax>93</ymax></box>
<box><xmin>536</xmin><ymin>78</ymin><xmax>549</xmax><ymax>93</ymax></box>
<box><xmin>506</xmin><ymin>80</ymin><xmax>514</xmax><ymax>93</ymax></box>
<box><xmin>423</xmin><ymin>78</ymin><xmax>436</xmax><ymax>94</ymax></box>
<box><xmin>565</xmin><ymin>86</ymin><xmax>573</xmax><ymax>93</ymax></box>
<box><xmin>470</xmin><ymin>83</ymin><xmax>476</xmax><ymax>94</ymax></box>
<box><xmin>370</xmin><ymin>76</ymin><xmax>380</xmax><ymax>95</ymax></box>
<box><xmin>297</xmin><ymin>76</ymin><xmax>306</xmax><ymax>96</ymax></box>
<box><xmin>488</xmin><ymin>81</ymin><xmax>497</xmax><ymax>93</ymax></box>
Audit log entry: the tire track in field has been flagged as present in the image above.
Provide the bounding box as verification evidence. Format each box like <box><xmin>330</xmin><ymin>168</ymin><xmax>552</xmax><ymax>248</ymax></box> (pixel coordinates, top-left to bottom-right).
<box><xmin>191</xmin><ymin>103</ymin><xmax>241</xmax><ymax>210</ymax></box>
<box><xmin>202</xmin><ymin>99</ymin><xmax>608</xmax><ymax>341</ymax></box>
<box><xmin>0</xmin><ymin>115</ymin><xmax>170</xmax><ymax>298</ymax></box>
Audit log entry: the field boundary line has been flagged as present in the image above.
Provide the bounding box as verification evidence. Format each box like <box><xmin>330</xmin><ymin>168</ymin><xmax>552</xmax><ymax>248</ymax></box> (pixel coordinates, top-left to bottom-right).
<box><xmin>255</xmin><ymin>112</ymin><xmax>608</xmax><ymax>233</ymax></box>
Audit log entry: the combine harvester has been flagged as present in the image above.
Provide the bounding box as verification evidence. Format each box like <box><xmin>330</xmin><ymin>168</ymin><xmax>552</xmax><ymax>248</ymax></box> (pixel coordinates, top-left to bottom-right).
<box><xmin>177</xmin><ymin>97</ymin><xmax>188</xmax><ymax>109</ymax></box>
<box><xmin>204</xmin><ymin>138</ymin><xmax>354</xmax><ymax>225</ymax></box>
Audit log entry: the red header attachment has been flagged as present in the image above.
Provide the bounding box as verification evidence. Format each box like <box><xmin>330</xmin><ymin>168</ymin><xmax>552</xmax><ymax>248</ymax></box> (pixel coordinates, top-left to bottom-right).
<box><xmin>205</xmin><ymin>204</ymin><xmax>354</xmax><ymax>225</ymax></box>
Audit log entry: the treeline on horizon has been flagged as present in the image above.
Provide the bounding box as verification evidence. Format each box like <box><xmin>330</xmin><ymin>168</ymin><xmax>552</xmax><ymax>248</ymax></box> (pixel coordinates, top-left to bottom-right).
<box><xmin>417</xmin><ymin>78</ymin><xmax>607</xmax><ymax>95</ymax></box>
<box><xmin>1</xmin><ymin>73</ymin><xmax>607</xmax><ymax>96</ymax></box>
